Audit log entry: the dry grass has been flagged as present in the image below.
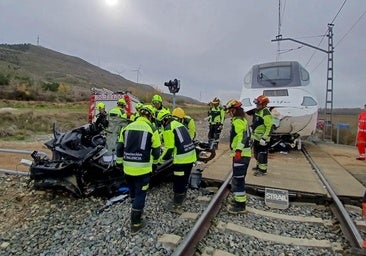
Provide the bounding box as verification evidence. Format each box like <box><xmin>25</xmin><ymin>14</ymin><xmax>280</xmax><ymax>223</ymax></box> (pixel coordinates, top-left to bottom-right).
<box><xmin>0</xmin><ymin>100</ymin><xmax>208</xmax><ymax>141</ymax></box>
<box><xmin>318</xmin><ymin>113</ymin><xmax>359</xmax><ymax>145</ymax></box>
<box><xmin>0</xmin><ymin>100</ymin><xmax>88</xmax><ymax>140</ymax></box>
<box><xmin>0</xmin><ymin>99</ymin><xmax>359</xmax><ymax>145</ymax></box>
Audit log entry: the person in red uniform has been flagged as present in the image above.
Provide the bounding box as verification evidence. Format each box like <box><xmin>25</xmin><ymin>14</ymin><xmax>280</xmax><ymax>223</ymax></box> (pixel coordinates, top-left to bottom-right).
<box><xmin>356</xmin><ymin>104</ymin><xmax>366</xmax><ymax>160</ymax></box>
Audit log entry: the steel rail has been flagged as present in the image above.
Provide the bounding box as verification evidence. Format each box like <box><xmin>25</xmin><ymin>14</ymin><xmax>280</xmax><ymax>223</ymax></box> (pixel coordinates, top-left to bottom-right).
<box><xmin>172</xmin><ymin>172</ymin><xmax>232</xmax><ymax>256</ymax></box>
<box><xmin>0</xmin><ymin>168</ymin><xmax>29</xmax><ymax>176</ymax></box>
<box><xmin>302</xmin><ymin>146</ymin><xmax>363</xmax><ymax>248</ymax></box>
<box><xmin>0</xmin><ymin>148</ymin><xmax>49</xmax><ymax>157</ymax></box>
<box><xmin>0</xmin><ymin>148</ymin><xmax>49</xmax><ymax>175</ymax></box>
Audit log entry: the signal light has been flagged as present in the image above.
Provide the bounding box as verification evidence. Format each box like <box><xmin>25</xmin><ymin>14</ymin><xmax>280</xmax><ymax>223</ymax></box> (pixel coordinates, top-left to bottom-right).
<box><xmin>164</xmin><ymin>78</ymin><xmax>180</xmax><ymax>93</ymax></box>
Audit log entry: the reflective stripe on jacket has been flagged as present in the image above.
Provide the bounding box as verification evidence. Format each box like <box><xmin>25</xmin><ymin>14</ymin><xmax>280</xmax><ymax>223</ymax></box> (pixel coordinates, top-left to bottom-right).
<box><xmin>119</xmin><ymin>116</ymin><xmax>161</xmax><ymax>176</ymax></box>
<box><xmin>208</xmin><ymin>106</ymin><xmax>225</xmax><ymax>124</ymax></box>
<box><xmin>161</xmin><ymin>119</ymin><xmax>197</xmax><ymax>164</ymax></box>
<box><xmin>251</xmin><ymin>107</ymin><xmax>273</xmax><ymax>141</ymax></box>
<box><xmin>230</xmin><ymin>117</ymin><xmax>251</xmax><ymax>157</ymax></box>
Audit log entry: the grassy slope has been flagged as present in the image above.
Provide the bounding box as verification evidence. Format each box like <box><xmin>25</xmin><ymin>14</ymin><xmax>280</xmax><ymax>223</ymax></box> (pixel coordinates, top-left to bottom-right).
<box><xmin>0</xmin><ymin>100</ymin><xmax>208</xmax><ymax>141</ymax></box>
<box><xmin>0</xmin><ymin>99</ymin><xmax>360</xmax><ymax>145</ymax></box>
<box><xmin>0</xmin><ymin>44</ymin><xmax>202</xmax><ymax>104</ymax></box>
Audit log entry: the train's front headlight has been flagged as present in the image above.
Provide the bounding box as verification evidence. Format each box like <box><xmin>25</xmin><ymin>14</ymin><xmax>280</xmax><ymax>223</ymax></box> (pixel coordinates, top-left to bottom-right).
<box><xmin>301</xmin><ymin>96</ymin><xmax>317</xmax><ymax>106</ymax></box>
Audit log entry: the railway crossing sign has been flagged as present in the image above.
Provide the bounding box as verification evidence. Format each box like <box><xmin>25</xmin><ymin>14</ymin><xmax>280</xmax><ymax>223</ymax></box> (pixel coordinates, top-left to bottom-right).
<box><xmin>265</xmin><ymin>188</ymin><xmax>289</xmax><ymax>209</ymax></box>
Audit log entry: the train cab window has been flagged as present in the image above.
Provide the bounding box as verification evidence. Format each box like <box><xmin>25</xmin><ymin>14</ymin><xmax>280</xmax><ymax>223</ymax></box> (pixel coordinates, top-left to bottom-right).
<box><xmin>257</xmin><ymin>66</ymin><xmax>292</xmax><ymax>87</ymax></box>
<box><xmin>300</xmin><ymin>67</ymin><xmax>310</xmax><ymax>82</ymax></box>
<box><xmin>301</xmin><ymin>96</ymin><xmax>317</xmax><ymax>106</ymax></box>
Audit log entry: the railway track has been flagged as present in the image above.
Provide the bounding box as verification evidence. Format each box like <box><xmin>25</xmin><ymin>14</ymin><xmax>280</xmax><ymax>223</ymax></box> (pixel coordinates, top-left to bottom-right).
<box><xmin>1</xmin><ymin>143</ymin><xmax>366</xmax><ymax>255</ymax></box>
<box><xmin>170</xmin><ymin>145</ymin><xmax>366</xmax><ymax>255</ymax></box>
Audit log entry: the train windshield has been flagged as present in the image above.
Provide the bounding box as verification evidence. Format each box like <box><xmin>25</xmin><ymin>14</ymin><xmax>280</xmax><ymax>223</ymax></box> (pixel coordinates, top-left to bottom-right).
<box><xmin>257</xmin><ymin>66</ymin><xmax>292</xmax><ymax>87</ymax></box>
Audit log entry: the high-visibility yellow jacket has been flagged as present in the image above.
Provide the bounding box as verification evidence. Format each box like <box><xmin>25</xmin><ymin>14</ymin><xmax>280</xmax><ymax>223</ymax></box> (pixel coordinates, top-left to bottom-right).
<box><xmin>174</xmin><ymin>116</ymin><xmax>196</xmax><ymax>140</ymax></box>
<box><xmin>208</xmin><ymin>106</ymin><xmax>225</xmax><ymax>124</ymax></box>
<box><xmin>251</xmin><ymin>107</ymin><xmax>273</xmax><ymax>142</ymax></box>
<box><xmin>117</xmin><ymin>116</ymin><xmax>161</xmax><ymax>176</ymax></box>
<box><xmin>109</xmin><ymin>107</ymin><xmax>128</xmax><ymax>119</ymax></box>
<box><xmin>230</xmin><ymin>117</ymin><xmax>251</xmax><ymax>157</ymax></box>
<box><xmin>160</xmin><ymin>119</ymin><xmax>197</xmax><ymax>164</ymax></box>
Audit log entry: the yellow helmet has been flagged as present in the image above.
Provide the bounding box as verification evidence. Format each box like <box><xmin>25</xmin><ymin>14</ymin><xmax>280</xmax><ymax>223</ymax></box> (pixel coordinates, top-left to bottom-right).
<box><xmin>156</xmin><ymin>108</ymin><xmax>171</xmax><ymax>122</ymax></box>
<box><xmin>152</xmin><ymin>94</ymin><xmax>163</xmax><ymax>103</ymax></box>
<box><xmin>135</xmin><ymin>102</ymin><xmax>144</xmax><ymax>111</ymax></box>
<box><xmin>97</xmin><ymin>102</ymin><xmax>105</xmax><ymax>110</ymax></box>
<box><xmin>139</xmin><ymin>104</ymin><xmax>155</xmax><ymax>117</ymax></box>
<box><xmin>172</xmin><ymin>107</ymin><xmax>185</xmax><ymax>119</ymax></box>
<box><xmin>117</xmin><ymin>98</ymin><xmax>126</xmax><ymax>106</ymax></box>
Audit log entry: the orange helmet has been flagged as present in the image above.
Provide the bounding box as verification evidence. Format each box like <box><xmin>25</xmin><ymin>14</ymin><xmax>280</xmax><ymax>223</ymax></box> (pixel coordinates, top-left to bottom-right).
<box><xmin>253</xmin><ymin>95</ymin><xmax>269</xmax><ymax>105</ymax></box>
<box><xmin>225</xmin><ymin>99</ymin><xmax>242</xmax><ymax>110</ymax></box>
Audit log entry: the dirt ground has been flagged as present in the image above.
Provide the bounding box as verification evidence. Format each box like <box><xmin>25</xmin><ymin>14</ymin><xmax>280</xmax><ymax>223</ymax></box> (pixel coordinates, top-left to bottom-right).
<box><xmin>0</xmin><ymin>140</ymin><xmax>51</xmax><ymax>172</ymax></box>
<box><xmin>1</xmin><ymin>140</ymin><xmax>364</xmax><ymax>179</ymax></box>
<box><xmin>0</xmin><ymin>139</ymin><xmax>365</xmax><ymax>235</ymax></box>
<box><xmin>315</xmin><ymin>142</ymin><xmax>366</xmax><ymax>187</ymax></box>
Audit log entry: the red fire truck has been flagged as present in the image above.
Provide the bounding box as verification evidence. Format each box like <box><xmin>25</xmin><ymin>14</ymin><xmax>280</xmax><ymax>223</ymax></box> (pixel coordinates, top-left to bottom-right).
<box><xmin>88</xmin><ymin>87</ymin><xmax>140</xmax><ymax>123</ymax></box>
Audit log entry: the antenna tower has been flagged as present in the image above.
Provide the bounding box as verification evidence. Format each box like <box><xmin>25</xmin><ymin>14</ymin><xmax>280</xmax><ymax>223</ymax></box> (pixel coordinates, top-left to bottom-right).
<box><xmin>323</xmin><ymin>24</ymin><xmax>334</xmax><ymax>142</ymax></box>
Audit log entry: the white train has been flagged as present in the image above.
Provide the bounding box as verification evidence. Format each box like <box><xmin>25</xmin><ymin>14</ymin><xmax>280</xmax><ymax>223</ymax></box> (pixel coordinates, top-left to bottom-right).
<box><xmin>240</xmin><ymin>61</ymin><xmax>319</xmax><ymax>150</ymax></box>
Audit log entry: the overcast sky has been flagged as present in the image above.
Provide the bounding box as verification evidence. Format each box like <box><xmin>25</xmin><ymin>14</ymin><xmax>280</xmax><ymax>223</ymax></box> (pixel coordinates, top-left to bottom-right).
<box><xmin>1</xmin><ymin>0</ymin><xmax>365</xmax><ymax>108</ymax></box>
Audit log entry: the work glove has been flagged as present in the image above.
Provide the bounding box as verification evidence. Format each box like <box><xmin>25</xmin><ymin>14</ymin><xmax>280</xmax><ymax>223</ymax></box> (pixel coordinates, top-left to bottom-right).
<box><xmin>259</xmin><ymin>139</ymin><xmax>267</xmax><ymax>146</ymax></box>
<box><xmin>234</xmin><ymin>150</ymin><xmax>242</xmax><ymax>162</ymax></box>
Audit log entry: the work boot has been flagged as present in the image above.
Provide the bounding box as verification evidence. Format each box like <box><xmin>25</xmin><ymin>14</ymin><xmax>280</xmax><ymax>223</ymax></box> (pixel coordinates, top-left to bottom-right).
<box><xmin>228</xmin><ymin>194</ymin><xmax>249</xmax><ymax>205</ymax></box>
<box><xmin>130</xmin><ymin>209</ymin><xmax>145</xmax><ymax>235</ymax></box>
<box><xmin>167</xmin><ymin>193</ymin><xmax>185</xmax><ymax>214</ymax></box>
<box><xmin>253</xmin><ymin>170</ymin><xmax>267</xmax><ymax>176</ymax></box>
<box><xmin>227</xmin><ymin>201</ymin><xmax>247</xmax><ymax>214</ymax></box>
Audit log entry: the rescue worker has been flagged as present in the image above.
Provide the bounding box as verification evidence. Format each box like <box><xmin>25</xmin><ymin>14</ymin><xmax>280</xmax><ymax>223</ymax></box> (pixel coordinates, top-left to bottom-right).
<box><xmin>172</xmin><ymin>107</ymin><xmax>196</xmax><ymax>140</ymax></box>
<box><xmin>109</xmin><ymin>98</ymin><xmax>128</xmax><ymax>119</ymax></box>
<box><xmin>225</xmin><ymin>99</ymin><xmax>251</xmax><ymax>213</ymax></box>
<box><xmin>131</xmin><ymin>102</ymin><xmax>144</xmax><ymax>121</ymax></box>
<box><xmin>152</xmin><ymin>94</ymin><xmax>169</xmax><ymax>115</ymax></box>
<box><xmin>95</xmin><ymin>102</ymin><xmax>109</xmax><ymax>133</ymax></box>
<box><xmin>251</xmin><ymin>95</ymin><xmax>273</xmax><ymax>176</ymax></box>
<box><xmin>356</xmin><ymin>104</ymin><xmax>366</xmax><ymax>160</ymax></box>
<box><xmin>152</xmin><ymin>94</ymin><xmax>169</xmax><ymax>130</ymax></box>
<box><xmin>156</xmin><ymin>109</ymin><xmax>197</xmax><ymax>213</ymax></box>
<box><xmin>116</xmin><ymin>104</ymin><xmax>161</xmax><ymax>234</ymax></box>
<box><xmin>207</xmin><ymin>97</ymin><xmax>225</xmax><ymax>148</ymax></box>
<box><xmin>106</xmin><ymin>99</ymin><xmax>130</xmax><ymax>158</ymax></box>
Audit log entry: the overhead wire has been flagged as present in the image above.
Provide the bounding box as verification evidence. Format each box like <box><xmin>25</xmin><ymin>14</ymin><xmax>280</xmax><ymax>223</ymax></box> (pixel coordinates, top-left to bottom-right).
<box><xmin>305</xmin><ymin>0</ymin><xmax>347</xmax><ymax>68</ymax></box>
<box><xmin>310</xmin><ymin>4</ymin><xmax>366</xmax><ymax>73</ymax></box>
<box><xmin>335</xmin><ymin>9</ymin><xmax>366</xmax><ymax>47</ymax></box>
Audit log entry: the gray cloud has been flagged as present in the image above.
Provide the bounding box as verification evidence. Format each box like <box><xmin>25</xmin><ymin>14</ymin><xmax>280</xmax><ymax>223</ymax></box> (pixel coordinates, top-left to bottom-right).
<box><xmin>0</xmin><ymin>0</ymin><xmax>365</xmax><ymax>107</ymax></box>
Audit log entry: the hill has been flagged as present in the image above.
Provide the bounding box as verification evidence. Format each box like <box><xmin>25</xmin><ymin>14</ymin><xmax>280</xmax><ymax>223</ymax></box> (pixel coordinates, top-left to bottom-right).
<box><xmin>0</xmin><ymin>43</ymin><xmax>201</xmax><ymax>104</ymax></box>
